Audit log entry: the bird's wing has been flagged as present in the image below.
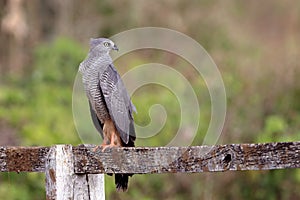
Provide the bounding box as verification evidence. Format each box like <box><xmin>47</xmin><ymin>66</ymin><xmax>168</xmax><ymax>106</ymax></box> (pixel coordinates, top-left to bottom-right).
<box><xmin>88</xmin><ymin>101</ymin><xmax>104</xmax><ymax>138</ymax></box>
<box><xmin>99</xmin><ymin>64</ymin><xmax>136</xmax><ymax>144</ymax></box>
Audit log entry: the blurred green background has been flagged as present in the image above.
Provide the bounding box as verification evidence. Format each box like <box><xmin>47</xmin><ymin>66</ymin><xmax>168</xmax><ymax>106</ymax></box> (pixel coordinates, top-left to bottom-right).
<box><xmin>0</xmin><ymin>0</ymin><xmax>300</xmax><ymax>199</ymax></box>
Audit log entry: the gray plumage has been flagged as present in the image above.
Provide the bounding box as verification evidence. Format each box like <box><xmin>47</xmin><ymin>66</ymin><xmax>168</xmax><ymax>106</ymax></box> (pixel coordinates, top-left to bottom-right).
<box><xmin>79</xmin><ymin>38</ymin><xmax>136</xmax><ymax>144</ymax></box>
<box><xmin>79</xmin><ymin>38</ymin><xmax>136</xmax><ymax>192</ymax></box>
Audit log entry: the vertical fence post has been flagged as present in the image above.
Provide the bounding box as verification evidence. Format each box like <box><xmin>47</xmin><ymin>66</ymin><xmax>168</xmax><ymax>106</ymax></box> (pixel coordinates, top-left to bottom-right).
<box><xmin>45</xmin><ymin>145</ymin><xmax>105</xmax><ymax>200</ymax></box>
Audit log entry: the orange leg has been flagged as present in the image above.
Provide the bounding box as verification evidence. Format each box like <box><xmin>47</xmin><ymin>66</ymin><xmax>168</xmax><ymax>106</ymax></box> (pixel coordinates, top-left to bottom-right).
<box><xmin>100</xmin><ymin>119</ymin><xmax>122</xmax><ymax>151</ymax></box>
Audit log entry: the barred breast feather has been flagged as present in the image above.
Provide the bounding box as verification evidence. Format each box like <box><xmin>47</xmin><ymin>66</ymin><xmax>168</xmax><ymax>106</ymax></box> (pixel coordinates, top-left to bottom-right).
<box><xmin>79</xmin><ymin>56</ymin><xmax>111</xmax><ymax>123</ymax></box>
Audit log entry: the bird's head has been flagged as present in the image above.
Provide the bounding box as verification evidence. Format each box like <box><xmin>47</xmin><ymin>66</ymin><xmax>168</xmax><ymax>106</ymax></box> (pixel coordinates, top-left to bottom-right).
<box><xmin>89</xmin><ymin>38</ymin><xmax>119</xmax><ymax>54</ymax></box>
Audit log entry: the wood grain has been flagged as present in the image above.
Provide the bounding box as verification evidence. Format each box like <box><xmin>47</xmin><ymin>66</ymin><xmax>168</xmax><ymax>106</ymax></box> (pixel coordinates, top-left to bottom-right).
<box><xmin>73</xmin><ymin>142</ymin><xmax>300</xmax><ymax>174</ymax></box>
<box><xmin>45</xmin><ymin>145</ymin><xmax>104</xmax><ymax>200</ymax></box>
<box><xmin>0</xmin><ymin>142</ymin><xmax>299</xmax><ymax>174</ymax></box>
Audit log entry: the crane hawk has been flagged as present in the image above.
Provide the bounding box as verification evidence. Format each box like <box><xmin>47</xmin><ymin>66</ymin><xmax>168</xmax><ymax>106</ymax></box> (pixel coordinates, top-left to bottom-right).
<box><xmin>79</xmin><ymin>38</ymin><xmax>136</xmax><ymax>192</ymax></box>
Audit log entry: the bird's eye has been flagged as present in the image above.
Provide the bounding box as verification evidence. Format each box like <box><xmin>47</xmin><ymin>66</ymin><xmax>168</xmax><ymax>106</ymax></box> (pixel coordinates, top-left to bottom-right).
<box><xmin>103</xmin><ymin>42</ymin><xmax>110</xmax><ymax>47</ymax></box>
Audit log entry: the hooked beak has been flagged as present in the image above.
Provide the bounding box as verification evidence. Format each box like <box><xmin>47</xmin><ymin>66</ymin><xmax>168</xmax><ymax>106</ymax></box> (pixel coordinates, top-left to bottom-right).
<box><xmin>112</xmin><ymin>44</ymin><xmax>119</xmax><ymax>51</ymax></box>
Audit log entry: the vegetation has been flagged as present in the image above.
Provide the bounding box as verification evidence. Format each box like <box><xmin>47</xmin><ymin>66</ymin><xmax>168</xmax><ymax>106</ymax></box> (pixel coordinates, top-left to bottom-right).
<box><xmin>0</xmin><ymin>1</ymin><xmax>300</xmax><ymax>199</ymax></box>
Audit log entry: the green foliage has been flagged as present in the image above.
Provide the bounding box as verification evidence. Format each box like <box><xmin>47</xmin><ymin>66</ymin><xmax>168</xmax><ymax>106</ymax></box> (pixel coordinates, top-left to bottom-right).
<box><xmin>256</xmin><ymin>114</ymin><xmax>300</xmax><ymax>144</ymax></box>
<box><xmin>0</xmin><ymin>173</ymin><xmax>44</xmax><ymax>200</ymax></box>
<box><xmin>257</xmin><ymin>115</ymin><xmax>288</xmax><ymax>143</ymax></box>
<box><xmin>0</xmin><ymin>37</ymin><xmax>86</xmax><ymax>199</ymax></box>
<box><xmin>32</xmin><ymin>37</ymin><xmax>84</xmax><ymax>86</ymax></box>
<box><xmin>1</xmin><ymin>38</ymin><xmax>85</xmax><ymax>146</ymax></box>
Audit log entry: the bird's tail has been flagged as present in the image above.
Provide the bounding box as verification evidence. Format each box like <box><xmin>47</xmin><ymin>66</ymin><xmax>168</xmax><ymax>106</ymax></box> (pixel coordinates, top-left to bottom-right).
<box><xmin>115</xmin><ymin>174</ymin><xmax>131</xmax><ymax>192</ymax></box>
<box><xmin>115</xmin><ymin>135</ymin><xmax>135</xmax><ymax>192</ymax></box>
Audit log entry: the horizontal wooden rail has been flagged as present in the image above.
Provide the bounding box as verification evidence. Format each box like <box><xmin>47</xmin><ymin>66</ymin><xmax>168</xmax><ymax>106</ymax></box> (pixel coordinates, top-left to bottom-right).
<box><xmin>0</xmin><ymin>141</ymin><xmax>299</xmax><ymax>174</ymax></box>
<box><xmin>0</xmin><ymin>146</ymin><xmax>50</xmax><ymax>172</ymax></box>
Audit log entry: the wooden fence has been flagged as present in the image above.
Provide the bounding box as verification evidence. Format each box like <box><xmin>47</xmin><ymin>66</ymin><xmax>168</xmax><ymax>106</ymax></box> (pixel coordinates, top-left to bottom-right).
<box><xmin>0</xmin><ymin>141</ymin><xmax>299</xmax><ymax>199</ymax></box>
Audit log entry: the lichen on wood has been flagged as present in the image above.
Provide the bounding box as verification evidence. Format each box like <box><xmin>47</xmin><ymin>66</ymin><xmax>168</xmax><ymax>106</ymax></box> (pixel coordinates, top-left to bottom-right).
<box><xmin>45</xmin><ymin>145</ymin><xmax>105</xmax><ymax>200</ymax></box>
<box><xmin>0</xmin><ymin>141</ymin><xmax>299</xmax><ymax>174</ymax></box>
<box><xmin>73</xmin><ymin>142</ymin><xmax>300</xmax><ymax>174</ymax></box>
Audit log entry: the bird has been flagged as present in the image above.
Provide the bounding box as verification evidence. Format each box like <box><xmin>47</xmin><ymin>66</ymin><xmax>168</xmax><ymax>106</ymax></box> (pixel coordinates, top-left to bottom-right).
<box><xmin>79</xmin><ymin>38</ymin><xmax>136</xmax><ymax>192</ymax></box>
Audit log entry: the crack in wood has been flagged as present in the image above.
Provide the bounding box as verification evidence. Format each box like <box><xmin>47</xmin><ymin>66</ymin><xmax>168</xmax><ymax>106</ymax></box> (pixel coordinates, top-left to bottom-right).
<box><xmin>0</xmin><ymin>142</ymin><xmax>299</xmax><ymax>174</ymax></box>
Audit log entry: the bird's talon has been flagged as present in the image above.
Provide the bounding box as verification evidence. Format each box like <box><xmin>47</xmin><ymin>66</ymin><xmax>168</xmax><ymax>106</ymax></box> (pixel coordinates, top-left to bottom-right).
<box><xmin>101</xmin><ymin>144</ymin><xmax>118</xmax><ymax>152</ymax></box>
<box><xmin>92</xmin><ymin>146</ymin><xmax>101</xmax><ymax>152</ymax></box>
<box><xmin>101</xmin><ymin>145</ymin><xmax>109</xmax><ymax>152</ymax></box>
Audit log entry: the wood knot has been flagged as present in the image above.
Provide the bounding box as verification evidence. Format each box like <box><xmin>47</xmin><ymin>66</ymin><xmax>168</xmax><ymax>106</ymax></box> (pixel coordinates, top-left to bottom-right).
<box><xmin>223</xmin><ymin>154</ymin><xmax>232</xmax><ymax>164</ymax></box>
<box><xmin>49</xmin><ymin>168</ymin><xmax>56</xmax><ymax>183</ymax></box>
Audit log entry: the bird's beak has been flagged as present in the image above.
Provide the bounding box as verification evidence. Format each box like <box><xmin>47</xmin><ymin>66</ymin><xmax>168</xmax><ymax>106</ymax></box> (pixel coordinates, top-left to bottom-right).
<box><xmin>112</xmin><ymin>44</ymin><xmax>119</xmax><ymax>51</ymax></box>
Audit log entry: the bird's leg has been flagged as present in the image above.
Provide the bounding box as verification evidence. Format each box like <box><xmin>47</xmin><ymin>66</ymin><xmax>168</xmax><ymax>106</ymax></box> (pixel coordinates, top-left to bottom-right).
<box><xmin>102</xmin><ymin>125</ymin><xmax>111</xmax><ymax>146</ymax></box>
<box><xmin>111</xmin><ymin>129</ymin><xmax>122</xmax><ymax>146</ymax></box>
<box><xmin>93</xmin><ymin>121</ymin><xmax>111</xmax><ymax>152</ymax></box>
<box><xmin>101</xmin><ymin>119</ymin><xmax>122</xmax><ymax>151</ymax></box>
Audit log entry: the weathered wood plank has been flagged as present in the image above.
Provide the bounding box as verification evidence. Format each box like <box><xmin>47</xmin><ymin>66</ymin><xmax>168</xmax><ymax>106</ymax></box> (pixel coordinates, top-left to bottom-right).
<box><xmin>45</xmin><ymin>145</ymin><xmax>74</xmax><ymax>200</ymax></box>
<box><xmin>0</xmin><ymin>142</ymin><xmax>299</xmax><ymax>174</ymax></box>
<box><xmin>0</xmin><ymin>146</ymin><xmax>50</xmax><ymax>172</ymax></box>
<box><xmin>87</xmin><ymin>174</ymin><xmax>105</xmax><ymax>200</ymax></box>
<box><xmin>45</xmin><ymin>145</ymin><xmax>105</xmax><ymax>200</ymax></box>
<box><xmin>72</xmin><ymin>174</ymin><xmax>105</xmax><ymax>200</ymax></box>
<box><xmin>73</xmin><ymin>141</ymin><xmax>300</xmax><ymax>174</ymax></box>
<box><xmin>0</xmin><ymin>147</ymin><xmax>7</xmax><ymax>172</ymax></box>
